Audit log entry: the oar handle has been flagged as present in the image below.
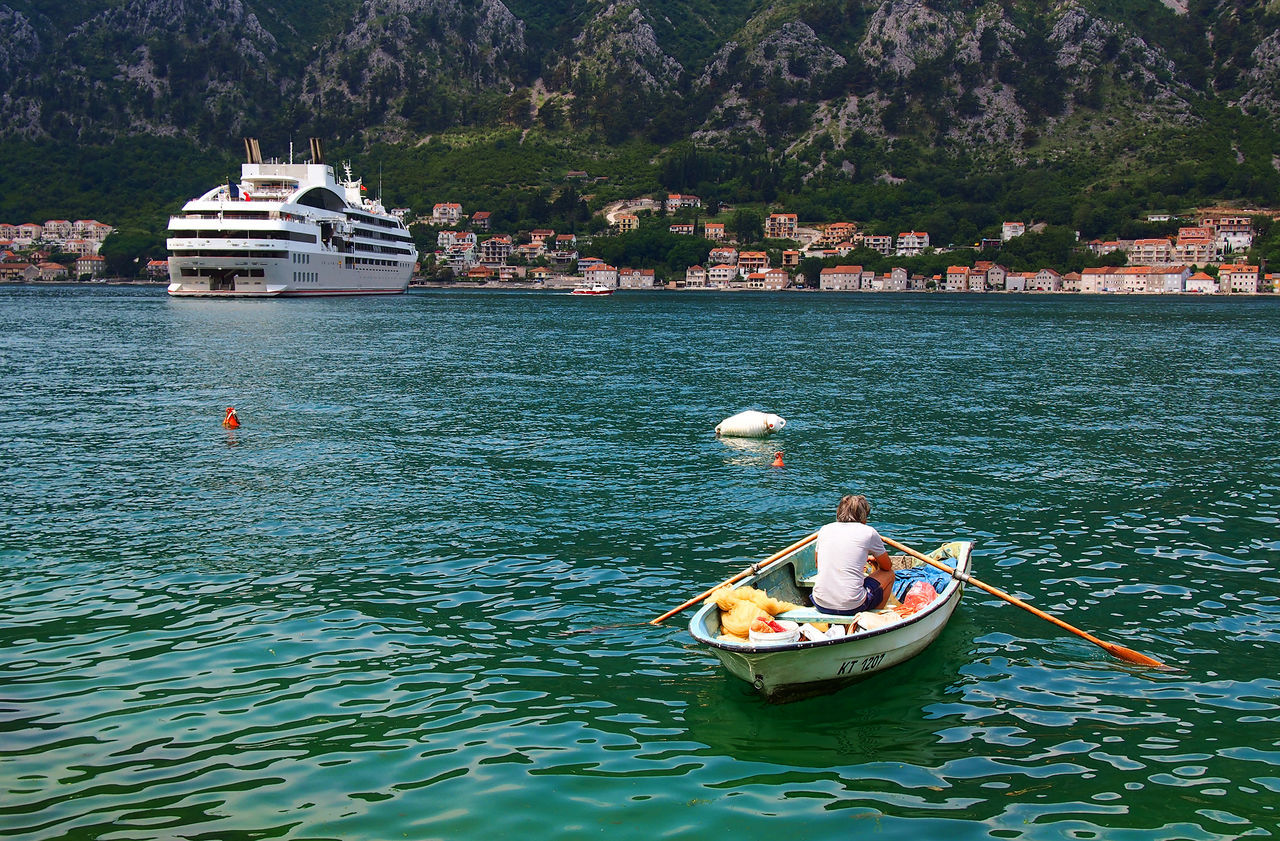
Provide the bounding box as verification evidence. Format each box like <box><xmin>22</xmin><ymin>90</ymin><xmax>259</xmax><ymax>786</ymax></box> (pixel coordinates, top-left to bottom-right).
<box><xmin>650</xmin><ymin>531</ymin><xmax>818</xmax><ymax>625</ymax></box>
<box><xmin>881</xmin><ymin>535</ymin><xmax>1166</xmax><ymax>669</ymax></box>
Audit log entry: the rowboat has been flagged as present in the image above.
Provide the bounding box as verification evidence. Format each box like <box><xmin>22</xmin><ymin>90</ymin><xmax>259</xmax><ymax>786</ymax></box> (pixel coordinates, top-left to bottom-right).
<box><xmin>688</xmin><ymin>536</ymin><xmax>973</xmax><ymax>701</ymax></box>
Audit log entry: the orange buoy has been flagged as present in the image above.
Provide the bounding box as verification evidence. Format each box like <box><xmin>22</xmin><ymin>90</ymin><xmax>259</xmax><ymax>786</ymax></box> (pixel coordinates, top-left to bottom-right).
<box><xmin>771</xmin><ymin>451</ymin><xmax>785</xmax><ymax>468</ymax></box>
<box><xmin>222</xmin><ymin>407</ymin><xmax>241</xmax><ymax>429</ymax></box>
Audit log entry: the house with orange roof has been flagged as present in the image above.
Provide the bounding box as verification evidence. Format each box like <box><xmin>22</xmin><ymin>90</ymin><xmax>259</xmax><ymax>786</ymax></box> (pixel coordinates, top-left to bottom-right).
<box><xmin>665</xmin><ymin>194</ymin><xmax>701</xmax><ymax>211</ymax></box>
<box><xmin>618</xmin><ymin>268</ymin><xmax>656</xmax><ymax>289</ymax></box>
<box><xmin>684</xmin><ymin>265</ymin><xmax>708</xmax><ymax>288</ymax></box>
<box><xmin>819</xmin><ymin>265</ymin><xmax>867</xmax><ymax>291</ymax></box>
<box><xmin>75</xmin><ymin>255</ymin><xmax>106</xmax><ymax>277</ymax></box>
<box><xmin>1219</xmin><ymin>263</ymin><xmax>1261</xmax><ymax>294</ymax></box>
<box><xmin>432</xmin><ymin>203</ymin><xmax>463</xmax><ymax>226</ymax></box>
<box><xmin>709</xmin><ymin>247</ymin><xmax>737</xmax><ymax>265</ymax></box>
<box><xmin>584</xmin><ymin>263</ymin><xmax>619</xmax><ymax>288</ymax></box>
<box><xmin>817</xmin><ymin>222</ymin><xmax>858</xmax><ymax>247</ymax></box>
<box><xmin>615</xmin><ymin>213</ymin><xmax>639</xmax><ymax>232</ymax></box>
<box><xmin>765</xmin><ymin>213</ymin><xmax>798</xmax><ymax>239</ymax></box>
<box><xmin>707</xmin><ymin>264</ymin><xmax>737</xmax><ymax>286</ymax></box>
<box><xmin>737</xmin><ymin>251</ymin><xmax>769</xmax><ymax>276</ymax></box>
<box><xmin>1030</xmin><ymin>269</ymin><xmax>1063</xmax><ymax>292</ymax></box>
<box><xmin>1186</xmin><ymin>271</ymin><xmax>1218</xmax><ymax>294</ymax></box>
<box><xmin>896</xmin><ymin>231</ymin><xmax>930</xmax><ymax>256</ymax></box>
<box><xmin>944</xmin><ymin>266</ymin><xmax>973</xmax><ymax>292</ymax></box>
<box><xmin>1130</xmin><ymin>238</ymin><xmax>1172</xmax><ymax>265</ymax></box>
<box><xmin>703</xmin><ymin>222</ymin><xmax>726</xmax><ymax>240</ymax></box>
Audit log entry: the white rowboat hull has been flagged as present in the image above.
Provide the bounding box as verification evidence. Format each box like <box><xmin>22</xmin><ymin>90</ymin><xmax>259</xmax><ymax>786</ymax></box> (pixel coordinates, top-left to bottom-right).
<box><xmin>689</xmin><ymin>538</ymin><xmax>973</xmax><ymax>701</ymax></box>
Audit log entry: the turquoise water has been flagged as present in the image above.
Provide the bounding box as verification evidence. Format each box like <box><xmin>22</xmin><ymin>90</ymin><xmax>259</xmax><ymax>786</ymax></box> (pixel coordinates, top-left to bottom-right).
<box><xmin>2</xmin><ymin>285</ymin><xmax>1278</xmax><ymax>839</ymax></box>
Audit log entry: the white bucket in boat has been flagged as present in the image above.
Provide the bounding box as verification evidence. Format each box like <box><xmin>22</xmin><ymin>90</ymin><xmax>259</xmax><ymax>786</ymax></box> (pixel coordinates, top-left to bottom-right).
<box><xmin>749</xmin><ymin>619</ymin><xmax>800</xmax><ymax>644</ymax></box>
<box><xmin>715</xmin><ymin>410</ymin><xmax>786</xmax><ymax>438</ymax></box>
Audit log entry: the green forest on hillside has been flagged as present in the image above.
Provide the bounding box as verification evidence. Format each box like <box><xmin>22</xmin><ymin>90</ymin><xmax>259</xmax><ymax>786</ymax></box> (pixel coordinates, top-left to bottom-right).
<box><xmin>3</xmin><ymin>105</ymin><xmax>1278</xmax><ymax>277</ymax></box>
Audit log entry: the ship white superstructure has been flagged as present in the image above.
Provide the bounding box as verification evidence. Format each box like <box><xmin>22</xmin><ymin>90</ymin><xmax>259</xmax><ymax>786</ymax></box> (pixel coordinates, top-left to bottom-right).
<box><xmin>167</xmin><ymin>138</ymin><xmax>417</xmax><ymax>297</ymax></box>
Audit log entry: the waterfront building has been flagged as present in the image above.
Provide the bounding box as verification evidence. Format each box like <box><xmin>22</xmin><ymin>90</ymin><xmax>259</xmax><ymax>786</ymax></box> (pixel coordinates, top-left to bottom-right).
<box><xmin>944</xmin><ymin>266</ymin><xmax>973</xmax><ymax>292</ymax></box>
<box><xmin>618</xmin><ymin>267</ymin><xmax>656</xmax><ymax>289</ymax></box>
<box><xmin>584</xmin><ymin>263</ymin><xmax>619</xmax><ymax>289</ymax></box>
<box><xmin>1149</xmin><ymin>265</ymin><xmax>1192</xmax><ymax>293</ymax></box>
<box><xmin>707</xmin><ymin>264</ymin><xmax>737</xmax><ymax>286</ymax></box>
<box><xmin>75</xmin><ymin>255</ymin><xmax>106</xmax><ymax>277</ymax></box>
<box><xmin>1031</xmin><ymin>269</ymin><xmax>1063</xmax><ymax>292</ymax></box>
<box><xmin>1186</xmin><ymin>272</ymin><xmax>1218</xmax><ymax>294</ymax></box>
<box><xmin>819</xmin><ymin>265</ymin><xmax>867</xmax><ymax>291</ymax></box>
<box><xmin>684</xmin><ymin>266</ymin><xmax>707</xmax><ymax>288</ymax></box>
<box><xmin>1219</xmin><ymin>263</ymin><xmax>1261</xmax><ymax>294</ymax></box>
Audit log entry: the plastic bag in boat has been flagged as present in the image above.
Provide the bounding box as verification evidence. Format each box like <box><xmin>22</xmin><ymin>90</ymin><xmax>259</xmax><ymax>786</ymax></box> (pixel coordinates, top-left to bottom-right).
<box><xmin>898</xmin><ymin>581</ymin><xmax>939</xmax><ymax>615</ymax></box>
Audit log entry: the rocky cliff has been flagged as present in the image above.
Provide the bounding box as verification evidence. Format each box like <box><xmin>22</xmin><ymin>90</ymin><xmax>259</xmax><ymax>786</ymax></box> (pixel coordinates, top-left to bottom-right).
<box><xmin>1</xmin><ymin>0</ymin><xmax>1277</xmax><ymax>164</ymax></box>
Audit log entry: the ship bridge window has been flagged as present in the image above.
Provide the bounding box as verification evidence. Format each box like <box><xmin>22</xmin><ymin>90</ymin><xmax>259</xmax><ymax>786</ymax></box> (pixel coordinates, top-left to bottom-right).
<box><xmin>296</xmin><ymin>187</ymin><xmax>346</xmax><ymax>212</ymax></box>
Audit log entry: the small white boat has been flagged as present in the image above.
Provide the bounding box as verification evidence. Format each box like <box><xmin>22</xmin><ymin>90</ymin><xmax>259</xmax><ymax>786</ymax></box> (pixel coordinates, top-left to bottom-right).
<box><xmin>688</xmin><ymin>535</ymin><xmax>973</xmax><ymax>701</ymax></box>
<box><xmin>571</xmin><ymin>282</ymin><xmax>614</xmax><ymax>296</ymax></box>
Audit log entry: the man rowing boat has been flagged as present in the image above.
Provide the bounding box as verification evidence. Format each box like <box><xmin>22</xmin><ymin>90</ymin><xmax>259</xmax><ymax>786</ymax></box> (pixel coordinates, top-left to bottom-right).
<box><xmin>810</xmin><ymin>494</ymin><xmax>894</xmax><ymax>614</ymax></box>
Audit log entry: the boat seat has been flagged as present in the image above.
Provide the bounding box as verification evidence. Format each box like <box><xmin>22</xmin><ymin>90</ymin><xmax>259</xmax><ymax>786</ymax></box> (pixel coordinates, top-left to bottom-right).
<box><xmin>774</xmin><ymin>607</ymin><xmax>861</xmax><ymax>624</ymax></box>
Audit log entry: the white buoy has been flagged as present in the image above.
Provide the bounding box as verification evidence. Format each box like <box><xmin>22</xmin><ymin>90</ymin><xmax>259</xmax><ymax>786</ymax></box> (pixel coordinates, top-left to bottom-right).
<box><xmin>715</xmin><ymin>410</ymin><xmax>786</xmax><ymax>438</ymax></box>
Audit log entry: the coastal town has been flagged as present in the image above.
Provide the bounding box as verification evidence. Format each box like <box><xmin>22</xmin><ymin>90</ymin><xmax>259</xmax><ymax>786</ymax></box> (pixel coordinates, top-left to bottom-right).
<box><xmin>416</xmin><ymin>195</ymin><xmax>1278</xmax><ymax>295</ymax></box>
<box><xmin>2</xmin><ymin>199</ymin><xmax>1275</xmax><ymax>295</ymax></box>
<box><xmin>0</xmin><ymin>220</ymin><xmax>114</xmax><ymax>282</ymax></box>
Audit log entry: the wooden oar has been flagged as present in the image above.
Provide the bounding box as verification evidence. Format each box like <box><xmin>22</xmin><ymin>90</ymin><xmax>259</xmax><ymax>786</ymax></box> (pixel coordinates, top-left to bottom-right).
<box><xmin>649</xmin><ymin>531</ymin><xmax>819</xmax><ymax>625</ymax></box>
<box><xmin>881</xmin><ymin>535</ymin><xmax>1166</xmax><ymax>668</ymax></box>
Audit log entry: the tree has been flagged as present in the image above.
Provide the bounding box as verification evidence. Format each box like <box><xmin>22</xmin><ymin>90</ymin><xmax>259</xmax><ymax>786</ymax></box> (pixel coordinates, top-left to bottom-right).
<box><xmin>100</xmin><ymin>229</ymin><xmax>163</xmax><ymax>277</ymax></box>
<box><xmin>730</xmin><ymin>208</ymin><xmax>763</xmax><ymax>243</ymax></box>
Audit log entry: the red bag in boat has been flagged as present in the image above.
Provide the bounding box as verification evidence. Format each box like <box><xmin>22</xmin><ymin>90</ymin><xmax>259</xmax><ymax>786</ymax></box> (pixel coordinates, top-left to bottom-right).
<box><xmin>901</xmin><ymin>581</ymin><xmax>939</xmax><ymax>613</ymax></box>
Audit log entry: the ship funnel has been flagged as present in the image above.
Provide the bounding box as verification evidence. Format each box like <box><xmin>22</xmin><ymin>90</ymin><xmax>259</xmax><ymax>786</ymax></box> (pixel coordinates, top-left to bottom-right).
<box><xmin>309</xmin><ymin>138</ymin><xmax>325</xmax><ymax>164</ymax></box>
<box><xmin>243</xmin><ymin>137</ymin><xmax>262</xmax><ymax>164</ymax></box>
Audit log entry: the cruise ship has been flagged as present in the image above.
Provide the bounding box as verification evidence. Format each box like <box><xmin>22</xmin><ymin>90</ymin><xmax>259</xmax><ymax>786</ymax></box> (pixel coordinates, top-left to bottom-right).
<box><xmin>166</xmin><ymin>138</ymin><xmax>417</xmax><ymax>297</ymax></box>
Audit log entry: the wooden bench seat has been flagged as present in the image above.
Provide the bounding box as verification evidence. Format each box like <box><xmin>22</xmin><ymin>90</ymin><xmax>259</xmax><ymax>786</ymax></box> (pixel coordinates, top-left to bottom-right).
<box><xmin>774</xmin><ymin>607</ymin><xmax>860</xmax><ymax>624</ymax></box>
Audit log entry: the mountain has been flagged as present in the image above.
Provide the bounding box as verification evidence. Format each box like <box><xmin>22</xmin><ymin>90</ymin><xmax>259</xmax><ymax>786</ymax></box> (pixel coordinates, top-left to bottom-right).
<box><xmin>1</xmin><ymin>0</ymin><xmax>1278</xmax><ymax>253</ymax></box>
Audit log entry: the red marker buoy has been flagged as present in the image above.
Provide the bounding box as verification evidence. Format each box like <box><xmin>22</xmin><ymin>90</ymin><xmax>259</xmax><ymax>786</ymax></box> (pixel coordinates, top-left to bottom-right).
<box><xmin>222</xmin><ymin>407</ymin><xmax>241</xmax><ymax>429</ymax></box>
<box><xmin>771</xmin><ymin>451</ymin><xmax>785</xmax><ymax>468</ymax></box>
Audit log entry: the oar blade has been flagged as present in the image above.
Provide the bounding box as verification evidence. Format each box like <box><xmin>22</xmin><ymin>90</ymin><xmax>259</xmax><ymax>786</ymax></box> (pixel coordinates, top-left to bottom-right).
<box><xmin>1104</xmin><ymin>643</ymin><xmax>1166</xmax><ymax>669</ymax></box>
